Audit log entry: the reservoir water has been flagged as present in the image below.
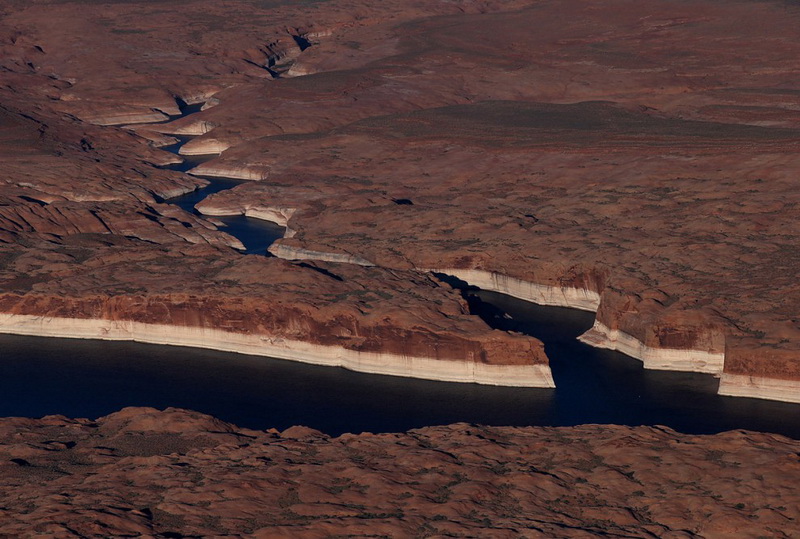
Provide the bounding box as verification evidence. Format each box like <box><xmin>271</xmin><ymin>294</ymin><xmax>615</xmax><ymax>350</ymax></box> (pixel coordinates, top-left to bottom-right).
<box><xmin>163</xmin><ymin>153</ymin><xmax>285</xmax><ymax>255</ymax></box>
<box><xmin>1</xmin><ymin>289</ymin><xmax>798</xmax><ymax>438</ymax></box>
<box><xmin>157</xmin><ymin>103</ymin><xmax>284</xmax><ymax>255</ymax></box>
<box><xmin>3</xmin><ymin>101</ymin><xmax>796</xmax><ymax>438</ymax></box>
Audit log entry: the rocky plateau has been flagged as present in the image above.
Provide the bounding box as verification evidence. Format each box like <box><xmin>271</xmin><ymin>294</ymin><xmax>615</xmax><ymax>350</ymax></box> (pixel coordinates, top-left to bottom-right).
<box><xmin>0</xmin><ymin>0</ymin><xmax>799</xmax><ymax>396</ymax></box>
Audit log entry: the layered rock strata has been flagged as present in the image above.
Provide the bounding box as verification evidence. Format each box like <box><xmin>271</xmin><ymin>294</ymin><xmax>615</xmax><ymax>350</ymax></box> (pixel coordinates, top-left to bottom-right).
<box><xmin>0</xmin><ymin>237</ymin><xmax>553</xmax><ymax>387</ymax></box>
<box><xmin>0</xmin><ymin>314</ymin><xmax>552</xmax><ymax>387</ymax></box>
<box><xmin>425</xmin><ymin>269</ymin><xmax>725</xmax><ymax>375</ymax></box>
<box><xmin>194</xmin><ymin>101</ymin><xmax>799</xmax><ymax>400</ymax></box>
<box><xmin>579</xmin><ymin>321</ymin><xmax>725</xmax><ymax>375</ymax></box>
<box><xmin>0</xmin><ymin>62</ymin><xmax>554</xmax><ymax>387</ymax></box>
<box><xmin>426</xmin><ymin>269</ymin><xmax>601</xmax><ymax>312</ymax></box>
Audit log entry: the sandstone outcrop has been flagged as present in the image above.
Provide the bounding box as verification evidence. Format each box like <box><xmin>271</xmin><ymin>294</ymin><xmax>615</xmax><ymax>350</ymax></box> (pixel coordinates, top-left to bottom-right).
<box><xmin>0</xmin><ymin>407</ymin><xmax>798</xmax><ymax>536</ymax></box>
<box><xmin>0</xmin><ymin>236</ymin><xmax>552</xmax><ymax>386</ymax></box>
<box><xmin>2</xmin><ymin>1</ymin><xmax>800</xmax><ymax>533</ymax></box>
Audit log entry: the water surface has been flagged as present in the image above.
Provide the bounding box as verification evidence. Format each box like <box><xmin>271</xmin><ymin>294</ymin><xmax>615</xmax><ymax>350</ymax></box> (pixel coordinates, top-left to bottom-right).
<box><xmin>159</xmin><ymin>133</ymin><xmax>285</xmax><ymax>255</ymax></box>
<box><xmin>2</xmin><ymin>290</ymin><xmax>798</xmax><ymax>438</ymax></box>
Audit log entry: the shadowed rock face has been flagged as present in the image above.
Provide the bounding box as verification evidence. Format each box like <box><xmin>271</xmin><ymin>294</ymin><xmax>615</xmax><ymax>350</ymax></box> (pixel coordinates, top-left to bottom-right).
<box><xmin>1</xmin><ymin>1</ymin><xmax>800</xmax><ymax>389</ymax></box>
<box><xmin>0</xmin><ymin>407</ymin><xmax>798</xmax><ymax>536</ymax></box>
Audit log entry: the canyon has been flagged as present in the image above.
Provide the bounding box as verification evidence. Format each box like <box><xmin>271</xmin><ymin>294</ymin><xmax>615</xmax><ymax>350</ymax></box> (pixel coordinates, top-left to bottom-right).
<box><xmin>1</xmin><ymin>0</ymin><xmax>800</xmax><ymax>533</ymax></box>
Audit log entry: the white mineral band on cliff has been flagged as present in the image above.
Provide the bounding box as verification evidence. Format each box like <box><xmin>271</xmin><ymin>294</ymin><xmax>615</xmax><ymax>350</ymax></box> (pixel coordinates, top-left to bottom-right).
<box><xmin>87</xmin><ymin>110</ymin><xmax>171</xmax><ymax>126</ymax></box>
<box><xmin>269</xmin><ymin>244</ymin><xmax>376</xmax><ymax>266</ymax></box>
<box><xmin>188</xmin><ymin>164</ymin><xmax>267</xmax><ymax>180</ymax></box>
<box><xmin>427</xmin><ymin>268</ymin><xmax>727</xmax><ymax>376</ymax></box>
<box><xmin>425</xmin><ymin>268</ymin><xmax>601</xmax><ymax>312</ymax></box>
<box><xmin>196</xmin><ymin>205</ymin><xmax>295</xmax><ymax>228</ymax></box>
<box><xmin>157</xmin><ymin>120</ymin><xmax>216</xmax><ymax>136</ymax></box>
<box><xmin>578</xmin><ymin>321</ymin><xmax>725</xmax><ymax>375</ymax></box>
<box><xmin>178</xmin><ymin>138</ymin><xmax>230</xmax><ymax>155</ymax></box>
<box><xmin>0</xmin><ymin>314</ymin><xmax>555</xmax><ymax>388</ymax></box>
<box><xmin>718</xmin><ymin>373</ymin><xmax>800</xmax><ymax>404</ymax></box>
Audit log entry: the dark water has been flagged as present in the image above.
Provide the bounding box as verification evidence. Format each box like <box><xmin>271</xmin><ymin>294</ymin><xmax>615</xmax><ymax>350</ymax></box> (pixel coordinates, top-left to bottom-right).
<box><xmin>159</xmin><ymin>136</ymin><xmax>285</xmax><ymax>256</ymax></box>
<box><xmin>465</xmin><ymin>290</ymin><xmax>800</xmax><ymax>438</ymax></box>
<box><xmin>166</xmin><ymin>172</ymin><xmax>285</xmax><ymax>255</ymax></box>
<box><xmin>1</xmin><ymin>290</ymin><xmax>798</xmax><ymax>438</ymax></box>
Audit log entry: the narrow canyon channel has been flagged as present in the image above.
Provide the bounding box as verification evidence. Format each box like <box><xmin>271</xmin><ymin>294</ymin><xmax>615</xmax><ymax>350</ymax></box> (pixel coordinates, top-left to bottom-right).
<box><xmin>2</xmin><ymin>101</ymin><xmax>798</xmax><ymax>439</ymax></box>
<box><xmin>158</xmin><ymin>131</ymin><xmax>285</xmax><ymax>254</ymax></box>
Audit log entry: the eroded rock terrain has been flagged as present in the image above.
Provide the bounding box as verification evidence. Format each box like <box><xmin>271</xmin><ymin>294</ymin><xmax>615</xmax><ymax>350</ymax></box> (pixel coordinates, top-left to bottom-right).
<box><xmin>1</xmin><ymin>0</ymin><xmax>800</xmax><ymax>533</ymax></box>
<box><xmin>0</xmin><ymin>407</ymin><xmax>798</xmax><ymax>537</ymax></box>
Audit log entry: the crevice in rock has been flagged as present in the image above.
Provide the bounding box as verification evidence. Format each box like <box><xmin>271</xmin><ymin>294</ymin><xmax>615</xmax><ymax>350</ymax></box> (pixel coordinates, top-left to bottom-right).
<box><xmin>296</xmin><ymin>261</ymin><xmax>344</xmax><ymax>281</ymax></box>
<box><xmin>17</xmin><ymin>195</ymin><xmax>47</xmax><ymax>206</ymax></box>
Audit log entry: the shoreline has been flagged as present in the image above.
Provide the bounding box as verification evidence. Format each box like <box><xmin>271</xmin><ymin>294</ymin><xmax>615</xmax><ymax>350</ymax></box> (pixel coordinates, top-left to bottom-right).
<box><xmin>0</xmin><ymin>313</ymin><xmax>555</xmax><ymax>389</ymax></box>
<box><xmin>718</xmin><ymin>373</ymin><xmax>800</xmax><ymax>404</ymax></box>
<box><xmin>429</xmin><ymin>268</ymin><xmax>799</xmax><ymax>404</ymax></box>
<box><xmin>88</xmin><ymin>111</ymin><xmax>172</xmax><ymax>126</ymax></box>
<box><xmin>179</xmin><ymin>138</ymin><xmax>229</xmax><ymax>156</ymax></box>
<box><xmin>425</xmin><ymin>268</ymin><xmax>601</xmax><ymax>312</ymax></box>
<box><xmin>428</xmin><ymin>268</ymin><xmax>732</xmax><ymax>375</ymax></box>
<box><xmin>196</xmin><ymin>205</ymin><xmax>296</xmax><ymax>229</ymax></box>
<box><xmin>270</xmin><ymin>243</ymin><xmax>376</xmax><ymax>266</ymax></box>
<box><xmin>578</xmin><ymin>320</ymin><xmax>724</xmax><ymax>375</ymax></box>
<box><xmin>188</xmin><ymin>165</ymin><xmax>268</xmax><ymax>181</ymax></box>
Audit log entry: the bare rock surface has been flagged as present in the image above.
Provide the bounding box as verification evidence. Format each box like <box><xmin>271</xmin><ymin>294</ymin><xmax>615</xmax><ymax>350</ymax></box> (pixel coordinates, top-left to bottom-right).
<box><xmin>0</xmin><ymin>407</ymin><xmax>798</xmax><ymax>537</ymax></box>
<box><xmin>3</xmin><ymin>0</ymin><xmax>800</xmax><ymax>532</ymax></box>
<box><xmin>153</xmin><ymin>0</ymin><xmax>800</xmax><ymax>389</ymax></box>
<box><xmin>0</xmin><ymin>2</ymin><xmax>556</xmax><ymax>379</ymax></box>
<box><xmin>206</xmin><ymin>101</ymin><xmax>800</xmax><ymax>379</ymax></box>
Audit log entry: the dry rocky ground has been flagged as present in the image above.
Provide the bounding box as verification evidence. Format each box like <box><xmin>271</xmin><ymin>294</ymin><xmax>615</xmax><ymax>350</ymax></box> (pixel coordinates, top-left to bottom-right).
<box><xmin>0</xmin><ymin>407</ymin><xmax>798</xmax><ymax>537</ymax></box>
<box><xmin>1</xmin><ymin>0</ymin><xmax>799</xmax><ymax>382</ymax></box>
